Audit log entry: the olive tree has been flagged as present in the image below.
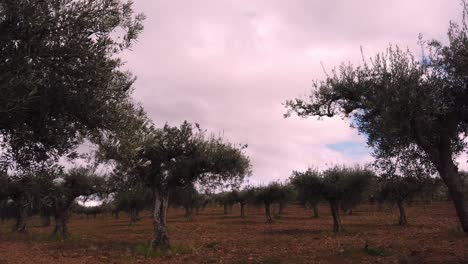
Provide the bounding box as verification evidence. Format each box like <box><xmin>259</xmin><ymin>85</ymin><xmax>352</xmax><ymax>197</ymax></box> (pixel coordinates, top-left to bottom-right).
<box><xmin>136</xmin><ymin>122</ymin><xmax>251</xmax><ymax>248</ymax></box>
<box><xmin>290</xmin><ymin>169</ymin><xmax>322</xmax><ymax>218</ymax></box>
<box><xmin>235</xmin><ymin>188</ymin><xmax>257</xmax><ymax>218</ymax></box>
<box><xmin>254</xmin><ymin>182</ymin><xmax>293</xmax><ymax>223</ymax></box>
<box><xmin>286</xmin><ymin>4</ymin><xmax>468</xmax><ymax>233</ymax></box>
<box><xmin>375</xmin><ymin>154</ymin><xmax>437</xmax><ymax>226</ymax></box>
<box><xmin>46</xmin><ymin>167</ymin><xmax>105</xmax><ymax>236</ymax></box>
<box><xmin>215</xmin><ymin>191</ymin><xmax>238</xmax><ymax>215</ymax></box>
<box><xmin>320</xmin><ymin>166</ymin><xmax>374</xmax><ymax>232</ymax></box>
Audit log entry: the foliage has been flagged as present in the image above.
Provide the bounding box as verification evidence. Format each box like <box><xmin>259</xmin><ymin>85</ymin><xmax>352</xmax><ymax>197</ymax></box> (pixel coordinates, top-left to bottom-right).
<box><xmin>0</xmin><ymin>0</ymin><xmax>144</xmax><ymax>169</ymax></box>
<box><xmin>290</xmin><ymin>168</ymin><xmax>322</xmax><ymax>208</ymax></box>
<box><xmin>285</xmin><ymin>2</ymin><xmax>468</xmax><ymax>232</ymax></box>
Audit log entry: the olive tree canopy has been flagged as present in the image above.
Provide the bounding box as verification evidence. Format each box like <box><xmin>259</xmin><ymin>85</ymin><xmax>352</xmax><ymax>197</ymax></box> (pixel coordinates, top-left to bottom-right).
<box><xmin>0</xmin><ymin>0</ymin><xmax>144</xmax><ymax>169</ymax></box>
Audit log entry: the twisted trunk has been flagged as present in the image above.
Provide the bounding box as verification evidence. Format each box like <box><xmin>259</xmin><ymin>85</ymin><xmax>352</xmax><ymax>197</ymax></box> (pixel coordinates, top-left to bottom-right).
<box><xmin>329</xmin><ymin>200</ymin><xmax>343</xmax><ymax>233</ymax></box>
<box><xmin>151</xmin><ymin>189</ymin><xmax>170</xmax><ymax>248</ymax></box>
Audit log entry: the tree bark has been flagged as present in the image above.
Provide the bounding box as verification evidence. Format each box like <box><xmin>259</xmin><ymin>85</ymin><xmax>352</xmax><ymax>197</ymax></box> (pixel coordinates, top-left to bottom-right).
<box><xmin>330</xmin><ymin>201</ymin><xmax>343</xmax><ymax>232</ymax></box>
<box><xmin>312</xmin><ymin>204</ymin><xmax>319</xmax><ymax>218</ymax></box>
<box><xmin>13</xmin><ymin>205</ymin><xmax>28</xmax><ymax>232</ymax></box>
<box><xmin>53</xmin><ymin>210</ymin><xmax>69</xmax><ymax>236</ymax></box>
<box><xmin>397</xmin><ymin>201</ymin><xmax>407</xmax><ymax>226</ymax></box>
<box><xmin>151</xmin><ymin>189</ymin><xmax>170</xmax><ymax>248</ymax></box>
<box><xmin>223</xmin><ymin>204</ymin><xmax>229</xmax><ymax>215</ymax></box>
<box><xmin>265</xmin><ymin>203</ymin><xmax>273</xmax><ymax>223</ymax></box>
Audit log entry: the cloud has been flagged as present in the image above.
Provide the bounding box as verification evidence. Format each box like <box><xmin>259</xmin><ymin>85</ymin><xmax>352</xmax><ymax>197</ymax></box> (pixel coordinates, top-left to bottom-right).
<box><xmin>121</xmin><ymin>0</ymin><xmax>462</xmax><ymax>183</ymax></box>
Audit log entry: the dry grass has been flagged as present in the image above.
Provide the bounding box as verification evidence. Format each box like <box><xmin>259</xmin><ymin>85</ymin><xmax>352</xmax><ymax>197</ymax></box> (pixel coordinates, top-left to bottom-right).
<box><xmin>0</xmin><ymin>202</ymin><xmax>467</xmax><ymax>263</ymax></box>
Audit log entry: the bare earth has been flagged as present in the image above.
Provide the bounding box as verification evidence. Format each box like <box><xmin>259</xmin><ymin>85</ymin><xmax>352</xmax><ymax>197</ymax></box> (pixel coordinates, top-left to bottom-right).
<box><xmin>0</xmin><ymin>202</ymin><xmax>467</xmax><ymax>264</ymax></box>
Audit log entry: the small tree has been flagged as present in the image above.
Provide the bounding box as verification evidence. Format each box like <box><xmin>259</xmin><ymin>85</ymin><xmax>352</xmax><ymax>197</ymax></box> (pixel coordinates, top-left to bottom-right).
<box><xmin>47</xmin><ymin>167</ymin><xmax>105</xmax><ymax>236</ymax></box>
<box><xmin>321</xmin><ymin>166</ymin><xmax>374</xmax><ymax>232</ymax></box>
<box><xmin>290</xmin><ymin>169</ymin><xmax>322</xmax><ymax>218</ymax></box>
<box><xmin>215</xmin><ymin>191</ymin><xmax>238</xmax><ymax>215</ymax></box>
<box><xmin>254</xmin><ymin>183</ymin><xmax>292</xmax><ymax>223</ymax></box>
<box><xmin>235</xmin><ymin>188</ymin><xmax>257</xmax><ymax>218</ymax></box>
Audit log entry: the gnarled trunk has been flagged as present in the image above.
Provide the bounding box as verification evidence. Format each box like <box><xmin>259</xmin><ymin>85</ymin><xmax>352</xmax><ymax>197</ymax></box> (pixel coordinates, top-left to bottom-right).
<box><xmin>329</xmin><ymin>200</ymin><xmax>343</xmax><ymax>232</ymax></box>
<box><xmin>13</xmin><ymin>205</ymin><xmax>28</xmax><ymax>232</ymax></box>
<box><xmin>151</xmin><ymin>189</ymin><xmax>170</xmax><ymax>248</ymax></box>
<box><xmin>54</xmin><ymin>210</ymin><xmax>69</xmax><ymax>236</ymax></box>
<box><xmin>397</xmin><ymin>201</ymin><xmax>407</xmax><ymax>226</ymax></box>
<box><xmin>264</xmin><ymin>202</ymin><xmax>273</xmax><ymax>223</ymax></box>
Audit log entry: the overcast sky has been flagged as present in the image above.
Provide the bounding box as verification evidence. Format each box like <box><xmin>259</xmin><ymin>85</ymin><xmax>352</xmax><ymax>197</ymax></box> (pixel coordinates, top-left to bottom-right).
<box><xmin>120</xmin><ymin>0</ymin><xmax>465</xmax><ymax>185</ymax></box>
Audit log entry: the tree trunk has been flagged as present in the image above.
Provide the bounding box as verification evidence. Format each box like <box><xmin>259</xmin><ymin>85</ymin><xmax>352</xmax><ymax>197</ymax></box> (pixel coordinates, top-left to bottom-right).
<box><xmin>151</xmin><ymin>189</ymin><xmax>170</xmax><ymax>248</ymax></box>
<box><xmin>421</xmin><ymin>123</ymin><xmax>468</xmax><ymax>234</ymax></box>
<box><xmin>434</xmin><ymin>157</ymin><xmax>468</xmax><ymax>233</ymax></box>
<box><xmin>53</xmin><ymin>210</ymin><xmax>69</xmax><ymax>236</ymax></box>
<box><xmin>13</xmin><ymin>205</ymin><xmax>28</xmax><ymax>232</ymax></box>
<box><xmin>312</xmin><ymin>204</ymin><xmax>319</xmax><ymax>218</ymax></box>
<box><xmin>240</xmin><ymin>202</ymin><xmax>246</xmax><ymax>218</ymax></box>
<box><xmin>223</xmin><ymin>204</ymin><xmax>229</xmax><ymax>215</ymax></box>
<box><xmin>348</xmin><ymin>209</ymin><xmax>353</xmax><ymax>215</ymax></box>
<box><xmin>397</xmin><ymin>201</ymin><xmax>407</xmax><ymax>226</ymax></box>
<box><xmin>330</xmin><ymin>201</ymin><xmax>343</xmax><ymax>232</ymax></box>
<box><xmin>265</xmin><ymin>203</ymin><xmax>273</xmax><ymax>223</ymax></box>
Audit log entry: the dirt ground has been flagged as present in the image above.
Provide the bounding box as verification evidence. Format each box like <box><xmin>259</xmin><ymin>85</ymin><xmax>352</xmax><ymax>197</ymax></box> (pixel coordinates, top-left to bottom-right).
<box><xmin>0</xmin><ymin>202</ymin><xmax>467</xmax><ymax>264</ymax></box>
